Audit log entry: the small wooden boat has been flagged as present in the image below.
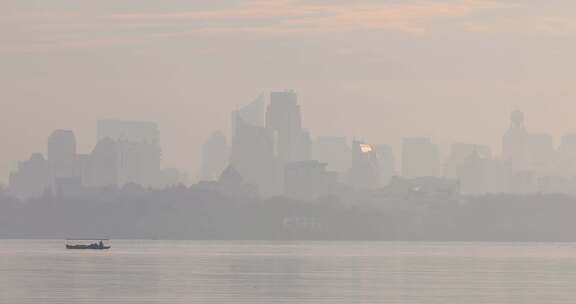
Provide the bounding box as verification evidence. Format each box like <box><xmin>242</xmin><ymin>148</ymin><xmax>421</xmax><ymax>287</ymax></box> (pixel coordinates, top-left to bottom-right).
<box><xmin>66</xmin><ymin>239</ymin><xmax>111</xmax><ymax>250</ymax></box>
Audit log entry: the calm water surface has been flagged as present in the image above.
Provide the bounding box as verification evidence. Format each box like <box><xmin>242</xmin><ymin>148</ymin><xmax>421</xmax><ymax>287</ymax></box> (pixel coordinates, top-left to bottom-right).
<box><xmin>2</xmin><ymin>240</ymin><xmax>576</xmax><ymax>303</ymax></box>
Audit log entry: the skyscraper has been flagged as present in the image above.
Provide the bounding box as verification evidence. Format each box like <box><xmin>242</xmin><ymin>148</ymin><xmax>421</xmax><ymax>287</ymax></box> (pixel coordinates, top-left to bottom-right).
<box><xmin>230</xmin><ymin>98</ymin><xmax>281</xmax><ymax>197</ymax></box>
<box><xmin>47</xmin><ymin>130</ymin><xmax>78</xmax><ymax>179</ymax></box>
<box><xmin>456</xmin><ymin>150</ymin><xmax>494</xmax><ymax>195</ymax></box>
<box><xmin>526</xmin><ymin>133</ymin><xmax>555</xmax><ymax>174</ymax></box>
<box><xmin>232</xmin><ymin>94</ymin><xmax>266</xmax><ymax>130</ymax></box>
<box><xmin>84</xmin><ymin>137</ymin><xmax>119</xmax><ymax>188</ymax></box>
<box><xmin>47</xmin><ymin>130</ymin><xmax>82</xmax><ymax>194</ymax></box>
<box><xmin>401</xmin><ymin>137</ymin><xmax>440</xmax><ymax>178</ymax></box>
<box><xmin>97</xmin><ymin>120</ymin><xmax>161</xmax><ymax>188</ymax></box>
<box><xmin>348</xmin><ymin>141</ymin><xmax>380</xmax><ymax>190</ymax></box>
<box><xmin>502</xmin><ymin>111</ymin><xmax>555</xmax><ymax>175</ymax></box>
<box><xmin>117</xmin><ymin>140</ymin><xmax>161</xmax><ymax>188</ymax></box>
<box><xmin>502</xmin><ymin>110</ymin><xmax>529</xmax><ymax>171</ymax></box>
<box><xmin>8</xmin><ymin>153</ymin><xmax>52</xmax><ymax>199</ymax></box>
<box><xmin>266</xmin><ymin>90</ymin><xmax>310</xmax><ymax>163</ymax></box>
<box><xmin>374</xmin><ymin>144</ymin><xmax>396</xmax><ymax>186</ymax></box>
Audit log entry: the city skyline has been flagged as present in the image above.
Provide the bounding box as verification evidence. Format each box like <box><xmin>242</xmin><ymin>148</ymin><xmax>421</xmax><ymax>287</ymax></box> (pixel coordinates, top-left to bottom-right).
<box><xmin>6</xmin><ymin>90</ymin><xmax>576</xmax><ymax>200</ymax></box>
<box><xmin>4</xmin><ymin>0</ymin><xmax>576</xmax><ymax>185</ymax></box>
<box><xmin>2</xmin><ymin>93</ymin><xmax>574</xmax><ymax>185</ymax></box>
<box><xmin>5</xmin><ymin>2</ymin><xmax>576</xmax><ymax>303</ymax></box>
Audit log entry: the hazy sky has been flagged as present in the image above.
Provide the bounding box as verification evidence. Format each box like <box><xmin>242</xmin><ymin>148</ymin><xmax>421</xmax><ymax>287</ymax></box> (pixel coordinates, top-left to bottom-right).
<box><xmin>2</xmin><ymin>0</ymin><xmax>576</xmax><ymax>182</ymax></box>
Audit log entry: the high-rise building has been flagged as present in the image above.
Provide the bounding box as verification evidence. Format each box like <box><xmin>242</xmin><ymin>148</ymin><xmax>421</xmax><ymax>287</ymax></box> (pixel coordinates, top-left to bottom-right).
<box><xmin>374</xmin><ymin>144</ymin><xmax>396</xmax><ymax>186</ymax></box>
<box><xmin>117</xmin><ymin>140</ymin><xmax>161</xmax><ymax>188</ymax></box>
<box><xmin>401</xmin><ymin>137</ymin><xmax>440</xmax><ymax>178</ymax></box>
<box><xmin>502</xmin><ymin>111</ymin><xmax>555</xmax><ymax>175</ymax></box>
<box><xmin>229</xmin><ymin>91</ymin><xmax>312</xmax><ymax>196</ymax></box>
<box><xmin>47</xmin><ymin>130</ymin><xmax>82</xmax><ymax>194</ymax></box>
<box><xmin>97</xmin><ymin>120</ymin><xmax>161</xmax><ymax>188</ymax></box>
<box><xmin>230</xmin><ymin>98</ymin><xmax>281</xmax><ymax>197</ymax></box>
<box><xmin>348</xmin><ymin>141</ymin><xmax>380</xmax><ymax>190</ymax></box>
<box><xmin>47</xmin><ymin>130</ymin><xmax>78</xmax><ymax>179</ymax></box>
<box><xmin>455</xmin><ymin>151</ymin><xmax>512</xmax><ymax>195</ymax></box>
<box><xmin>8</xmin><ymin>153</ymin><xmax>52</xmax><ymax>199</ymax></box>
<box><xmin>526</xmin><ymin>133</ymin><xmax>554</xmax><ymax>174</ymax></box>
<box><xmin>502</xmin><ymin>110</ymin><xmax>529</xmax><ymax>171</ymax></box>
<box><xmin>84</xmin><ymin>137</ymin><xmax>119</xmax><ymax>188</ymax></box>
<box><xmin>266</xmin><ymin>90</ymin><xmax>310</xmax><ymax>163</ymax></box>
<box><xmin>456</xmin><ymin>151</ymin><xmax>484</xmax><ymax>195</ymax></box>
<box><xmin>232</xmin><ymin>94</ymin><xmax>267</xmax><ymax>130</ymax></box>
<box><xmin>201</xmin><ymin>131</ymin><xmax>229</xmax><ymax>181</ymax></box>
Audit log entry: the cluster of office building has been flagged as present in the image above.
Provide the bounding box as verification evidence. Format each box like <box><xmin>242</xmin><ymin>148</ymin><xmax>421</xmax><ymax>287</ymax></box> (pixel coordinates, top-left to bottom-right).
<box><xmin>8</xmin><ymin>90</ymin><xmax>576</xmax><ymax>201</ymax></box>
<box><xmin>201</xmin><ymin>91</ymin><xmax>576</xmax><ymax>200</ymax></box>
<box><xmin>8</xmin><ymin>120</ymin><xmax>185</xmax><ymax>199</ymax></box>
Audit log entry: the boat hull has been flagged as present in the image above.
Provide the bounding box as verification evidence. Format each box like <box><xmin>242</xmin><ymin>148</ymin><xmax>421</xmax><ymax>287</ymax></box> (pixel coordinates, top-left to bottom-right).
<box><xmin>66</xmin><ymin>245</ymin><xmax>111</xmax><ymax>250</ymax></box>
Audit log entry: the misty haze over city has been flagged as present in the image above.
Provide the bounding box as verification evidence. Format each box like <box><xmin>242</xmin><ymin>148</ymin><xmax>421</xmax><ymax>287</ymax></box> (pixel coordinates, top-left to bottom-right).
<box><xmin>5</xmin><ymin>1</ymin><xmax>576</xmax><ymax>303</ymax></box>
<box><xmin>4</xmin><ymin>0</ymin><xmax>576</xmax><ymax>241</ymax></box>
<box><xmin>4</xmin><ymin>88</ymin><xmax>576</xmax><ymax>241</ymax></box>
<box><xmin>4</xmin><ymin>88</ymin><xmax>576</xmax><ymax>199</ymax></box>
<box><xmin>3</xmin><ymin>0</ymin><xmax>576</xmax><ymax>185</ymax></box>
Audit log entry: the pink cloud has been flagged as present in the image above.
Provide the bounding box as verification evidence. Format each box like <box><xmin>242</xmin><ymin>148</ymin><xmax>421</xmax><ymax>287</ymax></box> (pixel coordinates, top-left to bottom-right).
<box><xmin>0</xmin><ymin>0</ymin><xmax>522</xmax><ymax>52</ymax></box>
<box><xmin>467</xmin><ymin>16</ymin><xmax>576</xmax><ymax>35</ymax></box>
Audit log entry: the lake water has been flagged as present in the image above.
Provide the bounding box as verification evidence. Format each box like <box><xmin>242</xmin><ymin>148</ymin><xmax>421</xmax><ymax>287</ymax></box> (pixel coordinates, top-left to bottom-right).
<box><xmin>2</xmin><ymin>240</ymin><xmax>576</xmax><ymax>303</ymax></box>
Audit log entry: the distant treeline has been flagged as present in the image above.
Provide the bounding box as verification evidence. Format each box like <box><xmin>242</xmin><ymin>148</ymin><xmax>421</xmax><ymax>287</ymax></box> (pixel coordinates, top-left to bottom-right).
<box><xmin>1</xmin><ymin>186</ymin><xmax>576</xmax><ymax>241</ymax></box>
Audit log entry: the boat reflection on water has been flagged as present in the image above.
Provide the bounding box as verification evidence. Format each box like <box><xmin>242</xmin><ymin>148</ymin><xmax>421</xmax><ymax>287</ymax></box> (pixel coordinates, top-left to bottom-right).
<box><xmin>65</xmin><ymin>239</ymin><xmax>111</xmax><ymax>250</ymax></box>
